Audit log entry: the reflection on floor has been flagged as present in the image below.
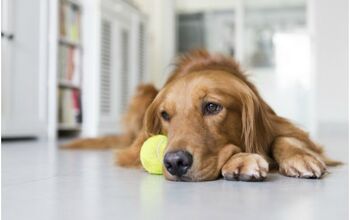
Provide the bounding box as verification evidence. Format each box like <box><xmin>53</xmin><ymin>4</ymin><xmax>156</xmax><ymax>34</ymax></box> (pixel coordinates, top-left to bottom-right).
<box><xmin>2</xmin><ymin>128</ymin><xmax>348</xmax><ymax>220</ymax></box>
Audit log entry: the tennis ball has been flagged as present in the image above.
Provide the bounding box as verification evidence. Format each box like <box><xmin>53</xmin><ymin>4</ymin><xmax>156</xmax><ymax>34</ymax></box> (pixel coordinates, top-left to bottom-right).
<box><xmin>140</xmin><ymin>135</ymin><xmax>168</xmax><ymax>175</ymax></box>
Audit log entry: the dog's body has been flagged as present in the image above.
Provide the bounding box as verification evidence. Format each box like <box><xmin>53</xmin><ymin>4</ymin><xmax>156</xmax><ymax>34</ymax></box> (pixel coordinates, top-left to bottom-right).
<box><xmin>66</xmin><ymin>50</ymin><xmax>340</xmax><ymax>181</ymax></box>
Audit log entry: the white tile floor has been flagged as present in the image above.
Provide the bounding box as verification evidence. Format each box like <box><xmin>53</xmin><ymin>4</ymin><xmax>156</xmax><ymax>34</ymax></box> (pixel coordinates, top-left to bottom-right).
<box><xmin>2</xmin><ymin>131</ymin><xmax>348</xmax><ymax>220</ymax></box>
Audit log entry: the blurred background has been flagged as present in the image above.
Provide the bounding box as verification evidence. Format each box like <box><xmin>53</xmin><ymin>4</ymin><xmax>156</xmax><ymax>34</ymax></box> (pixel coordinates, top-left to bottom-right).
<box><xmin>1</xmin><ymin>0</ymin><xmax>348</xmax><ymax>142</ymax></box>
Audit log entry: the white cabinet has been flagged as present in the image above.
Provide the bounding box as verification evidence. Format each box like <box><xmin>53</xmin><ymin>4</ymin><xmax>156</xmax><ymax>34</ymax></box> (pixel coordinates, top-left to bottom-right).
<box><xmin>1</xmin><ymin>0</ymin><xmax>47</xmax><ymax>138</ymax></box>
<box><xmin>92</xmin><ymin>0</ymin><xmax>148</xmax><ymax>136</ymax></box>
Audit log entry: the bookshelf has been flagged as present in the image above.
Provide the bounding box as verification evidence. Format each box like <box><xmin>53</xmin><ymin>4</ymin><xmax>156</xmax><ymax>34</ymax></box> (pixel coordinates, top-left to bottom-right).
<box><xmin>47</xmin><ymin>0</ymin><xmax>150</xmax><ymax>139</ymax></box>
<box><xmin>57</xmin><ymin>0</ymin><xmax>83</xmax><ymax>135</ymax></box>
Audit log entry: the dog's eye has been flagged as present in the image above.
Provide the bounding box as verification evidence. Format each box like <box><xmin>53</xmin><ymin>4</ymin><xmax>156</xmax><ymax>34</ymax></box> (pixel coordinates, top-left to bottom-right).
<box><xmin>160</xmin><ymin>111</ymin><xmax>170</xmax><ymax>121</ymax></box>
<box><xmin>203</xmin><ymin>102</ymin><xmax>222</xmax><ymax>115</ymax></box>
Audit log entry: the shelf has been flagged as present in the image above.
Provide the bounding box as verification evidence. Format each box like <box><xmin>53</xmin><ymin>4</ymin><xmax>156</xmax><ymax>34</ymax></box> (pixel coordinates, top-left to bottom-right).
<box><xmin>59</xmin><ymin>38</ymin><xmax>82</xmax><ymax>48</ymax></box>
<box><xmin>58</xmin><ymin>80</ymin><xmax>81</xmax><ymax>89</ymax></box>
<box><xmin>57</xmin><ymin>0</ymin><xmax>83</xmax><ymax>137</ymax></box>
<box><xmin>58</xmin><ymin>123</ymin><xmax>82</xmax><ymax>131</ymax></box>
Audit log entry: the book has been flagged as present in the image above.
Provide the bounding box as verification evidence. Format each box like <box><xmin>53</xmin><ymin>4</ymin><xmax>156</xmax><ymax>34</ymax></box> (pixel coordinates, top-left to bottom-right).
<box><xmin>57</xmin><ymin>45</ymin><xmax>80</xmax><ymax>85</ymax></box>
<box><xmin>58</xmin><ymin>88</ymin><xmax>82</xmax><ymax>125</ymax></box>
<box><xmin>59</xmin><ymin>1</ymin><xmax>81</xmax><ymax>43</ymax></box>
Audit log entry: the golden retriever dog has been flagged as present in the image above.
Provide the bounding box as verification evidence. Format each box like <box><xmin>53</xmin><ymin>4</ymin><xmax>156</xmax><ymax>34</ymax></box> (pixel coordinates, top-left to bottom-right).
<box><xmin>65</xmin><ymin>50</ymin><xmax>340</xmax><ymax>182</ymax></box>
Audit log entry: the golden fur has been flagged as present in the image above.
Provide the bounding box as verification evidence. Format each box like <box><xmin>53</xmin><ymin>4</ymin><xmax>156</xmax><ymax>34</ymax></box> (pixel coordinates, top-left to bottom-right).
<box><xmin>65</xmin><ymin>50</ymin><xmax>340</xmax><ymax>181</ymax></box>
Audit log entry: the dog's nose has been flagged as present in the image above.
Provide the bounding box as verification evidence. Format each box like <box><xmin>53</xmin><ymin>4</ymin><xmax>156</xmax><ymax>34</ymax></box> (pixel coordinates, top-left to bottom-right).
<box><xmin>163</xmin><ymin>150</ymin><xmax>193</xmax><ymax>177</ymax></box>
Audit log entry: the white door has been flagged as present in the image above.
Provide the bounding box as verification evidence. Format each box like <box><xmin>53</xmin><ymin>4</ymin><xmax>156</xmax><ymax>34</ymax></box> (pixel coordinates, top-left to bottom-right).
<box><xmin>1</xmin><ymin>0</ymin><xmax>47</xmax><ymax>138</ymax></box>
<box><xmin>98</xmin><ymin>6</ymin><xmax>133</xmax><ymax>135</ymax></box>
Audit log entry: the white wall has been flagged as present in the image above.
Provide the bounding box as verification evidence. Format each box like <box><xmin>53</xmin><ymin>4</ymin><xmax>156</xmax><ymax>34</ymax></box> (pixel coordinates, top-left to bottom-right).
<box><xmin>133</xmin><ymin>0</ymin><xmax>348</xmax><ymax>129</ymax></box>
<box><xmin>310</xmin><ymin>0</ymin><xmax>348</xmax><ymax>127</ymax></box>
<box><xmin>133</xmin><ymin>0</ymin><xmax>176</xmax><ymax>88</ymax></box>
<box><xmin>176</xmin><ymin>0</ymin><xmax>305</xmax><ymax>12</ymax></box>
<box><xmin>176</xmin><ymin>0</ymin><xmax>236</xmax><ymax>13</ymax></box>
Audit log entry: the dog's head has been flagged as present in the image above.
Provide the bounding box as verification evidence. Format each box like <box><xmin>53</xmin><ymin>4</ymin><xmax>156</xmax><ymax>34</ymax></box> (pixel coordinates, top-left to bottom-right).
<box><xmin>144</xmin><ymin>51</ymin><xmax>274</xmax><ymax>181</ymax></box>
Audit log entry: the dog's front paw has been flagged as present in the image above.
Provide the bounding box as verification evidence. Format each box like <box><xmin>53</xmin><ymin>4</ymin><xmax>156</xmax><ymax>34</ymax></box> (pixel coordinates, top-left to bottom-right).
<box><xmin>279</xmin><ymin>154</ymin><xmax>326</xmax><ymax>179</ymax></box>
<box><xmin>221</xmin><ymin>153</ymin><xmax>269</xmax><ymax>182</ymax></box>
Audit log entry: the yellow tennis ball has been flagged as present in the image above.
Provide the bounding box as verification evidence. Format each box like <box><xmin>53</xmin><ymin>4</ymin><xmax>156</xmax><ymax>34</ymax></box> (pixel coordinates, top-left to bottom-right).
<box><xmin>140</xmin><ymin>135</ymin><xmax>168</xmax><ymax>175</ymax></box>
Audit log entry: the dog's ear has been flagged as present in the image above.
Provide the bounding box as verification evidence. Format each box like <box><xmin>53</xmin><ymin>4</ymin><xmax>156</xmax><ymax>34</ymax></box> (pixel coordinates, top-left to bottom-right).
<box><xmin>116</xmin><ymin>95</ymin><xmax>162</xmax><ymax>167</ymax></box>
<box><xmin>241</xmin><ymin>91</ymin><xmax>274</xmax><ymax>156</ymax></box>
<box><xmin>122</xmin><ymin>84</ymin><xmax>158</xmax><ymax>137</ymax></box>
<box><xmin>144</xmin><ymin>97</ymin><xmax>162</xmax><ymax>135</ymax></box>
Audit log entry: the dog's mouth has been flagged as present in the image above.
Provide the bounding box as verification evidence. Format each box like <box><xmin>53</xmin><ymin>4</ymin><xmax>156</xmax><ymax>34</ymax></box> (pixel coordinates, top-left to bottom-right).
<box><xmin>162</xmin><ymin>150</ymin><xmax>222</xmax><ymax>182</ymax></box>
<box><xmin>163</xmin><ymin>170</ymin><xmax>192</xmax><ymax>182</ymax></box>
<box><xmin>168</xmin><ymin>174</ymin><xmax>219</xmax><ymax>182</ymax></box>
<box><xmin>173</xmin><ymin>176</ymin><xmax>193</xmax><ymax>182</ymax></box>
<box><xmin>163</xmin><ymin>165</ymin><xmax>220</xmax><ymax>182</ymax></box>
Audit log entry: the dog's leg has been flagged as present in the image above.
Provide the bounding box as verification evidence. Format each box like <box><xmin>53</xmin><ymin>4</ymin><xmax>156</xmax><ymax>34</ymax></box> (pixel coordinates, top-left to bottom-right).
<box><xmin>221</xmin><ymin>152</ymin><xmax>269</xmax><ymax>181</ymax></box>
<box><xmin>272</xmin><ymin>137</ymin><xmax>327</xmax><ymax>178</ymax></box>
<box><xmin>115</xmin><ymin>132</ymin><xmax>149</xmax><ymax>168</ymax></box>
<box><xmin>62</xmin><ymin>134</ymin><xmax>132</xmax><ymax>149</ymax></box>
